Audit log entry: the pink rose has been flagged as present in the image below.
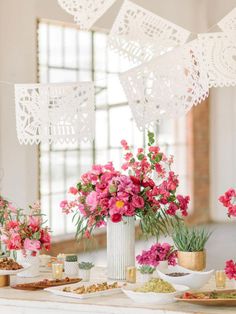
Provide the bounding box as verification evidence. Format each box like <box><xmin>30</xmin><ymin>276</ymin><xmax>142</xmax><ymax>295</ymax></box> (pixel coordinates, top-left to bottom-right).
<box><xmin>111</xmin><ymin>213</ymin><xmax>122</xmax><ymax>223</ymax></box>
<box><xmin>60</xmin><ymin>200</ymin><xmax>68</xmax><ymax>209</ymax></box>
<box><xmin>121</xmin><ymin>140</ymin><xmax>129</xmax><ymax>150</ymax></box>
<box><xmin>131</xmin><ymin>195</ymin><xmax>144</xmax><ymax>209</ymax></box>
<box><xmin>24</xmin><ymin>238</ymin><xmax>41</xmax><ymax>252</ymax></box>
<box><xmin>40</xmin><ymin>230</ymin><xmax>51</xmax><ymax>244</ymax></box>
<box><xmin>6</xmin><ymin>221</ymin><xmax>19</xmax><ymax>230</ymax></box>
<box><xmin>68</xmin><ymin>187</ymin><xmax>78</xmax><ymax>195</ymax></box>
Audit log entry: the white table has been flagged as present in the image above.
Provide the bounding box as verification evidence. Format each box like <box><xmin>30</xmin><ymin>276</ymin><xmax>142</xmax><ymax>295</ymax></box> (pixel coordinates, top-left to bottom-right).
<box><xmin>0</xmin><ymin>267</ymin><xmax>236</xmax><ymax>314</ymax></box>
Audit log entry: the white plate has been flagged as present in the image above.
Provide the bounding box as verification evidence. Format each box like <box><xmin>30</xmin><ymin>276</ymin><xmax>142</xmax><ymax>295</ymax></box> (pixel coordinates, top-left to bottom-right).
<box><xmin>0</xmin><ymin>263</ymin><xmax>31</xmax><ymax>276</ymax></box>
<box><xmin>156</xmin><ymin>265</ymin><xmax>214</xmax><ymax>290</ymax></box>
<box><xmin>45</xmin><ymin>281</ymin><xmax>123</xmax><ymax>299</ymax></box>
<box><xmin>122</xmin><ymin>283</ymin><xmax>189</xmax><ymax>305</ymax></box>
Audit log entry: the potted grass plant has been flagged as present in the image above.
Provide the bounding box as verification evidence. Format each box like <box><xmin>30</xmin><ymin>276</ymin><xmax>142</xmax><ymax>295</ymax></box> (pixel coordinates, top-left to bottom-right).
<box><xmin>172</xmin><ymin>222</ymin><xmax>211</xmax><ymax>271</ymax></box>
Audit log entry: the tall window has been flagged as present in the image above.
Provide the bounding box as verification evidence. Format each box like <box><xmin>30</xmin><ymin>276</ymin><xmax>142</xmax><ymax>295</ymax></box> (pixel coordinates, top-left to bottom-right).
<box><xmin>38</xmin><ymin>20</ymin><xmax>188</xmax><ymax>236</ymax></box>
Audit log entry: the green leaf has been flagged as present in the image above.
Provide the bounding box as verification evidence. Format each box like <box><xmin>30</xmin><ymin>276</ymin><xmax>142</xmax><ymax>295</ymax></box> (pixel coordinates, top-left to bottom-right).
<box><xmin>137</xmin><ymin>154</ymin><xmax>145</xmax><ymax>161</ymax></box>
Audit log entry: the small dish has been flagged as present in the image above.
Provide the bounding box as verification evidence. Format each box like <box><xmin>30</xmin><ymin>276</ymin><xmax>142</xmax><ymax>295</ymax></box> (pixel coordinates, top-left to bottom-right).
<box><xmin>122</xmin><ymin>283</ymin><xmax>189</xmax><ymax>305</ymax></box>
<box><xmin>0</xmin><ymin>263</ymin><xmax>31</xmax><ymax>276</ymax></box>
<box><xmin>156</xmin><ymin>265</ymin><xmax>214</xmax><ymax>290</ymax></box>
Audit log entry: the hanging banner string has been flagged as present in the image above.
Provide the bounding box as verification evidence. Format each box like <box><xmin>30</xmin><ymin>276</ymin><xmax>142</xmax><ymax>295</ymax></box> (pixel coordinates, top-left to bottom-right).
<box><xmin>0</xmin><ymin>9</ymin><xmax>229</xmax><ymax>89</ymax></box>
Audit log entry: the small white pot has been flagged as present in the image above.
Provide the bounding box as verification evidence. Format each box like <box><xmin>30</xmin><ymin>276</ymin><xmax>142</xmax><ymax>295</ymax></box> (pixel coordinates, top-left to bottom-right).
<box><xmin>156</xmin><ymin>260</ymin><xmax>168</xmax><ymax>272</ymax></box>
<box><xmin>16</xmin><ymin>250</ymin><xmax>40</xmax><ymax>277</ymax></box>
<box><xmin>139</xmin><ymin>273</ymin><xmax>152</xmax><ymax>283</ymax></box>
<box><xmin>64</xmin><ymin>261</ymin><xmax>78</xmax><ymax>277</ymax></box>
<box><xmin>79</xmin><ymin>269</ymin><xmax>91</xmax><ymax>282</ymax></box>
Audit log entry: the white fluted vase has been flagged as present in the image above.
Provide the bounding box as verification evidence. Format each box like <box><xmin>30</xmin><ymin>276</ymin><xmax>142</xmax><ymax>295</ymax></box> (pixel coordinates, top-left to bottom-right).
<box><xmin>16</xmin><ymin>250</ymin><xmax>40</xmax><ymax>277</ymax></box>
<box><xmin>107</xmin><ymin>216</ymin><xmax>135</xmax><ymax>280</ymax></box>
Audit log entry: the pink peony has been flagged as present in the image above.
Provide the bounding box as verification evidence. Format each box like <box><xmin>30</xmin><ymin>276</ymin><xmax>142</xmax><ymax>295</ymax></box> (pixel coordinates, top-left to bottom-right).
<box><xmin>86</xmin><ymin>191</ymin><xmax>98</xmax><ymax>210</ymax></box>
<box><xmin>24</xmin><ymin>238</ymin><xmax>41</xmax><ymax>252</ymax></box>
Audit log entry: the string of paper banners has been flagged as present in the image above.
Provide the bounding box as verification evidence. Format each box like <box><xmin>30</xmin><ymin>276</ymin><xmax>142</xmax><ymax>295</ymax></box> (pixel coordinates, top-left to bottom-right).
<box><xmin>14</xmin><ymin>0</ymin><xmax>236</xmax><ymax>144</ymax></box>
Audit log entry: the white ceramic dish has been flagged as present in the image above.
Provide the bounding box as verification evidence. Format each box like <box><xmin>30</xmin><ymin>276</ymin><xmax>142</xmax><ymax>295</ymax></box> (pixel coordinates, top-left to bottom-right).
<box><xmin>0</xmin><ymin>263</ymin><xmax>31</xmax><ymax>276</ymax></box>
<box><xmin>156</xmin><ymin>265</ymin><xmax>214</xmax><ymax>290</ymax></box>
<box><xmin>122</xmin><ymin>283</ymin><xmax>189</xmax><ymax>305</ymax></box>
<box><xmin>45</xmin><ymin>281</ymin><xmax>123</xmax><ymax>299</ymax></box>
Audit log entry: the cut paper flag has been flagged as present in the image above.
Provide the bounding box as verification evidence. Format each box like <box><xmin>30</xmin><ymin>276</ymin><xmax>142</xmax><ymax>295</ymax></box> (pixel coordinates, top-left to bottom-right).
<box><xmin>119</xmin><ymin>40</ymin><xmax>209</xmax><ymax>129</ymax></box>
<box><xmin>15</xmin><ymin>82</ymin><xmax>95</xmax><ymax>145</ymax></box>
<box><xmin>108</xmin><ymin>0</ymin><xmax>191</xmax><ymax>64</ymax></box>
<box><xmin>198</xmin><ymin>33</ymin><xmax>236</xmax><ymax>88</ymax></box>
<box><xmin>57</xmin><ymin>0</ymin><xmax>116</xmax><ymax>30</ymax></box>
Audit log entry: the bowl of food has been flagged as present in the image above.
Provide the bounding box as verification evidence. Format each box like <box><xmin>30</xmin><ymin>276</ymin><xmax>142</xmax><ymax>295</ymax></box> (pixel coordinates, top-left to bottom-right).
<box><xmin>0</xmin><ymin>257</ymin><xmax>30</xmax><ymax>275</ymax></box>
<box><xmin>122</xmin><ymin>278</ymin><xmax>188</xmax><ymax>305</ymax></box>
<box><xmin>156</xmin><ymin>265</ymin><xmax>214</xmax><ymax>290</ymax></box>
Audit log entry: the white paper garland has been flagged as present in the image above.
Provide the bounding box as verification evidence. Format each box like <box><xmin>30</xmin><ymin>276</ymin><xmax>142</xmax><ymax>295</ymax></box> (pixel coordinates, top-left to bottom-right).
<box><xmin>15</xmin><ymin>82</ymin><xmax>95</xmax><ymax>145</ymax></box>
<box><xmin>198</xmin><ymin>33</ymin><xmax>236</xmax><ymax>88</ymax></box>
<box><xmin>108</xmin><ymin>0</ymin><xmax>190</xmax><ymax>64</ymax></box>
<box><xmin>57</xmin><ymin>0</ymin><xmax>116</xmax><ymax>30</ymax></box>
<box><xmin>119</xmin><ymin>40</ymin><xmax>209</xmax><ymax>129</ymax></box>
<box><xmin>218</xmin><ymin>7</ymin><xmax>236</xmax><ymax>44</ymax></box>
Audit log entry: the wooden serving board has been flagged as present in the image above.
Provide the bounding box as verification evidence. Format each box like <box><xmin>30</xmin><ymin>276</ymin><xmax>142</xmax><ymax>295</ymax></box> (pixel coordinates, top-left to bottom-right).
<box><xmin>177</xmin><ymin>289</ymin><xmax>236</xmax><ymax>306</ymax></box>
<box><xmin>11</xmin><ymin>278</ymin><xmax>82</xmax><ymax>291</ymax></box>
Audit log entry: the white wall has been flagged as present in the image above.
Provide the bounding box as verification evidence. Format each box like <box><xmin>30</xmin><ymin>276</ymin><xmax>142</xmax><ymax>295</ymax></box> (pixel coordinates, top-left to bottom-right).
<box><xmin>0</xmin><ymin>0</ymin><xmax>236</xmax><ymax>219</ymax></box>
<box><xmin>207</xmin><ymin>0</ymin><xmax>236</xmax><ymax>220</ymax></box>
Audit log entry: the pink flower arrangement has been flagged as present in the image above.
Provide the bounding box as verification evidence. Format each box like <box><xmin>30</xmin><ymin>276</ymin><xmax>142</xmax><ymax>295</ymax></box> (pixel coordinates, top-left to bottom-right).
<box><xmin>219</xmin><ymin>189</ymin><xmax>236</xmax><ymax>280</ymax></box>
<box><xmin>225</xmin><ymin>260</ymin><xmax>236</xmax><ymax>280</ymax></box>
<box><xmin>219</xmin><ymin>188</ymin><xmax>236</xmax><ymax>217</ymax></box>
<box><xmin>136</xmin><ymin>242</ymin><xmax>177</xmax><ymax>267</ymax></box>
<box><xmin>1</xmin><ymin>202</ymin><xmax>51</xmax><ymax>255</ymax></box>
<box><xmin>60</xmin><ymin>132</ymin><xmax>190</xmax><ymax>239</ymax></box>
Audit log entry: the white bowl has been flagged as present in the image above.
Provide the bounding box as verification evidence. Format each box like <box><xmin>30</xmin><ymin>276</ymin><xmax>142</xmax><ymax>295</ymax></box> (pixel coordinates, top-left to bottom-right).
<box><xmin>156</xmin><ymin>265</ymin><xmax>214</xmax><ymax>290</ymax></box>
<box><xmin>122</xmin><ymin>283</ymin><xmax>189</xmax><ymax>305</ymax></box>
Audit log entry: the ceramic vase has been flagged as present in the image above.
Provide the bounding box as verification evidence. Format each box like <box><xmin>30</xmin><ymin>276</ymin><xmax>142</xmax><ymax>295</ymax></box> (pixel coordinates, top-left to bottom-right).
<box><xmin>16</xmin><ymin>250</ymin><xmax>40</xmax><ymax>277</ymax></box>
<box><xmin>107</xmin><ymin>216</ymin><xmax>135</xmax><ymax>280</ymax></box>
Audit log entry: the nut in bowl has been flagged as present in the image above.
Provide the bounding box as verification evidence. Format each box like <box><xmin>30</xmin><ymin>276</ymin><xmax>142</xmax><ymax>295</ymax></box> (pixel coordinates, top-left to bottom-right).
<box><xmin>156</xmin><ymin>265</ymin><xmax>214</xmax><ymax>290</ymax></box>
<box><xmin>122</xmin><ymin>278</ymin><xmax>189</xmax><ymax>305</ymax></box>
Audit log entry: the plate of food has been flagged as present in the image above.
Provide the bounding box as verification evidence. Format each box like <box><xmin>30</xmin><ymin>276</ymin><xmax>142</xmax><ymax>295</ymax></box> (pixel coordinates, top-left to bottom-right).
<box><xmin>12</xmin><ymin>277</ymin><xmax>82</xmax><ymax>291</ymax></box>
<box><xmin>177</xmin><ymin>290</ymin><xmax>236</xmax><ymax>306</ymax></box>
<box><xmin>156</xmin><ymin>265</ymin><xmax>214</xmax><ymax>289</ymax></box>
<box><xmin>122</xmin><ymin>278</ymin><xmax>189</xmax><ymax>305</ymax></box>
<box><xmin>0</xmin><ymin>257</ymin><xmax>30</xmax><ymax>275</ymax></box>
<box><xmin>45</xmin><ymin>281</ymin><xmax>122</xmax><ymax>299</ymax></box>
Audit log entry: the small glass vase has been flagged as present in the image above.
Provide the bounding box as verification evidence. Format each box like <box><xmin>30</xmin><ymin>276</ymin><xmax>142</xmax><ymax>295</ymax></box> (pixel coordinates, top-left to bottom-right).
<box><xmin>16</xmin><ymin>250</ymin><xmax>40</xmax><ymax>277</ymax></box>
<box><xmin>107</xmin><ymin>216</ymin><xmax>135</xmax><ymax>280</ymax></box>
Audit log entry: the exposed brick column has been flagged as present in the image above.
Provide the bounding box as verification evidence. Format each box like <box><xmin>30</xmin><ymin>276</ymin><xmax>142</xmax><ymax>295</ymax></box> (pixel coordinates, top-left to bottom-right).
<box><xmin>186</xmin><ymin>97</ymin><xmax>211</xmax><ymax>224</ymax></box>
